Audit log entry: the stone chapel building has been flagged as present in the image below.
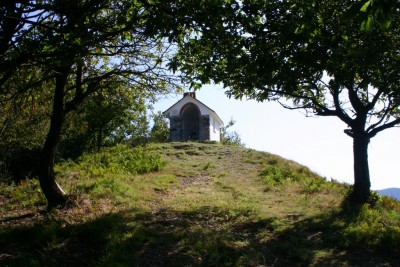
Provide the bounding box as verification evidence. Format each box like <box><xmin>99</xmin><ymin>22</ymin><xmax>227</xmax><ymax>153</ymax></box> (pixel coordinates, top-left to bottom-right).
<box><xmin>163</xmin><ymin>92</ymin><xmax>224</xmax><ymax>142</ymax></box>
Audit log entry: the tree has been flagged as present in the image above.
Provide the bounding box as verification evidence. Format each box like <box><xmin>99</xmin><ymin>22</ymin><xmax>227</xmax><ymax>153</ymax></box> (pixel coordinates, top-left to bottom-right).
<box><xmin>1</xmin><ymin>0</ymin><xmax>183</xmax><ymax>208</ymax></box>
<box><xmin>358</xmin><ymin>0</ymin><xmax>398</xmax><ymax>31</ymax></box>
<box><xmin>149</xmin><ymin>111</ymin><xmax>169</xmax><ymax>143</ymax></box>
<box><xmin>152</xmin><ymin>0</ymin><xmax>400</xmax><ymax>204</ymax></box>
<box><xmin>0</xmin><ymin>66</ymin><xmax>52</xmax><ymax>181</ymax></box>
<box><xmin>220</xmin><ymin>118</ymin><xmax>244</xmax><ymax>147</ymax></box>
<box><xmin>60</xmin><ymin>84</ymin><xmax>150</xmax><ymax>157</ymax></box>
<box><xmin>0</xmin><ymin>1</ymin><xmax>32</xmax><ymax>87</ymax></box>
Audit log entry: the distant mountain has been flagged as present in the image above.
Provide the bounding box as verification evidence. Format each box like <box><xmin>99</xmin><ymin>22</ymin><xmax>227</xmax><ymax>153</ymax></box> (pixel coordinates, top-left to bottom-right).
<box><xmin>377</xmin><ymin>188</ymin><xmax>400</xmax><ymax>200</ymax></box>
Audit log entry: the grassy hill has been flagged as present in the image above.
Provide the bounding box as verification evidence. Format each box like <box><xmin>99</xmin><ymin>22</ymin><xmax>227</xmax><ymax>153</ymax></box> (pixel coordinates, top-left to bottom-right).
<box><xmin>1</xmin><ymin>142</ymin><xmax>399</xmax><ymax>266</ymax></box>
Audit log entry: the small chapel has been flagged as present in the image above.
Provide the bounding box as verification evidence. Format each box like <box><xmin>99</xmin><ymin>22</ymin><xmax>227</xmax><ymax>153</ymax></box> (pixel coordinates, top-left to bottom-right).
<box><xmin>163</xmin><ymin>92</ymin><xmax>224</xmax><ymax>142</ymax></box>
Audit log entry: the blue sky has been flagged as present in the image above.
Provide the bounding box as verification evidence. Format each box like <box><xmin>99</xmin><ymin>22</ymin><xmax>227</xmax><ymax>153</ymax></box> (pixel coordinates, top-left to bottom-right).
<box><xmin>153</xmin><ymin>84</ymin><xmax>400</xmax><ymax>190</ymax></box>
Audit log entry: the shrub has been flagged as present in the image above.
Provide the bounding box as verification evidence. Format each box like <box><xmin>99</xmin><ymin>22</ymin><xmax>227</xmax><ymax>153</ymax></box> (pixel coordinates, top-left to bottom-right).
<box><xmin>260</xmin><ymin>165</ymin><xmax>288</xmax><ymax>187</ymax></box>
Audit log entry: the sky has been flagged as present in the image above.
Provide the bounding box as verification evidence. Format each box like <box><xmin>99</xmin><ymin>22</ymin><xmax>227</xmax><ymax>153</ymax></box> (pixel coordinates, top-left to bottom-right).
<box><xmin>153</xmin><ymin>84</ymin><xmax>400</xmax><ymax>190</ymax></box>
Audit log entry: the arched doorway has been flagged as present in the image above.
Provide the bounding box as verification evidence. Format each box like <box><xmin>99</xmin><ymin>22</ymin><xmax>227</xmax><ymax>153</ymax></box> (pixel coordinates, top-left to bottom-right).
<box><xmin>181</xmin><ymin>104</ymin><xmax>200</xmax><ymax>140</ymax></box>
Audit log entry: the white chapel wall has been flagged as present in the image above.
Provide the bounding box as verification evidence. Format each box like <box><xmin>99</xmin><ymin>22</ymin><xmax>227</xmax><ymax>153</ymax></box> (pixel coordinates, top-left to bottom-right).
<box><xmin>209</xmin><ymin>116</ymin><xmax>221</xmax><ymax>142</ymax></box>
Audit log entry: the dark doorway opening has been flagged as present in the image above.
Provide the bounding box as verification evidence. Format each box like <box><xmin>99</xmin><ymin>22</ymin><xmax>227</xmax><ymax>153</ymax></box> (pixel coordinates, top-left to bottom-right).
<box><xmin>181</xmin><ymin>104</ymin><xmax>200</xmax><ymax>140</ymax></box>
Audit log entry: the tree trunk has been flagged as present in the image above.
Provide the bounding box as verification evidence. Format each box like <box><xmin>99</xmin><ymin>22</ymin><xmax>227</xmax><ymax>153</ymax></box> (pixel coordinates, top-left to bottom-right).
<box><xmin>39</xmin><ymin>70</ymin><xmax>69</xmax><ymax>209</ymax></box>
<box><xmin>350</xmin><ymin>133</ymin><xmax>371</xmax><ymax>204</ymax></box>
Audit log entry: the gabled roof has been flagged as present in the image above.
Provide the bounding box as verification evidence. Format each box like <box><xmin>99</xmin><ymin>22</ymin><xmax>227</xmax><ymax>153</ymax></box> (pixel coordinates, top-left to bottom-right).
<box><xmin>163</xmin><ymin>94</ymin><xmax>224</xmax><ymax>126</ymax></box>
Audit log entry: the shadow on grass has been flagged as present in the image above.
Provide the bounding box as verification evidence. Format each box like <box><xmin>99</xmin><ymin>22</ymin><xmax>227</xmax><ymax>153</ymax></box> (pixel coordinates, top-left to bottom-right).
<box><xmin>0</xmin><ymin>206</ymin><xmax>399</xmax><ymax>267</ymax></box>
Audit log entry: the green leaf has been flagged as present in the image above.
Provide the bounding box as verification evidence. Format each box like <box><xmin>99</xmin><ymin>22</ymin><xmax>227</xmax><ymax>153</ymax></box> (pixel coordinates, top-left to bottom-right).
<box><xmin>380</xmin><ymin>18</ymin><xmax>392</xmax><ymax>30</ymax></box>
<box><xmin>361</xmin><ymin>16</ymin><xmax>374</xmax><ymax>31</ymax></box>
<box><xmin>360</xmin><ymin>0</ymin><xmax>372</xmax><ymax>13</ymax></box>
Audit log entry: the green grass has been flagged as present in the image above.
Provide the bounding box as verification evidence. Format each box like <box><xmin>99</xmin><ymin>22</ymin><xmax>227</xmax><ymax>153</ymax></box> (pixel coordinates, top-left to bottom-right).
<box><xmin>1</xmin><ymin>142</ymin><xmax>399</xmax><ymax>266</ymax></box>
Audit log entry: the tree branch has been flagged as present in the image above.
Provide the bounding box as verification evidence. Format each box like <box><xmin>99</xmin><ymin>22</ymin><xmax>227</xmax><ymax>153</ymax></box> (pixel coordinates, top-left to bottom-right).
<box><xmin>331</xmin><ymin>84</ymin><xmax>354</xmax><ymax>126</ymax></box>
<box><xmin>368</xmin><ymin>118</ymin><xmax>400</xmax><ymax>137</ymax></box>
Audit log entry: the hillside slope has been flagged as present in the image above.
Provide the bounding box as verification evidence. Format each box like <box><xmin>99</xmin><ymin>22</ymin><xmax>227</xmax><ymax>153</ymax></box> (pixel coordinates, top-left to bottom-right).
<box><xmin>1</xmin><ymin>142</ymin><xmax>399</xmax><ymax>266</ymax></box>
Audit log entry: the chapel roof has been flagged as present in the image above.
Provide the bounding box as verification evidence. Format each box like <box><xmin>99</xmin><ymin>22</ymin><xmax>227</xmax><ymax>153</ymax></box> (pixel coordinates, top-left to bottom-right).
<box><xmin>163</xmin><ymin>92</ymin><xmax>224</xmax><ymax>126</ymax></box>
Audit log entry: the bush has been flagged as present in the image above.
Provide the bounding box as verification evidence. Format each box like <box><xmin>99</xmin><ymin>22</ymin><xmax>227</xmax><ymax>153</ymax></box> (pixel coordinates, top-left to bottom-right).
<box><xmin>260</xmin><ymin>165</ymin><xmax>287</xmax><ymax>186</ymax></box>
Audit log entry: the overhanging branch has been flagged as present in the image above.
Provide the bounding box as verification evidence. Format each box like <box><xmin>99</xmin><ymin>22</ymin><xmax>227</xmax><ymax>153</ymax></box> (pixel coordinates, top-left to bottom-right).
<box><xmin>368</xmin><ymin>118</ymin><xmax>400</xmax><ymax>137</ymax></box>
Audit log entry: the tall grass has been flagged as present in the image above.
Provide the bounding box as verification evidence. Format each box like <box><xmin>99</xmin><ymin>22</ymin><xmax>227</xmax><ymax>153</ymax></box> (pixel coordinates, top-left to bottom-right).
<box><xmin>58</xmin><ymin>144</ymin><xmax>165</xmax><ymax>178</ymax></box>
<box><xmin>55</xmin><ymin>144</ymin><xmax>166</xmax><ymax>202</ymax></box>
<box><xmin>0</xmin><ymin>179</ymin><xmax>46</xmax><ymax>210</ymax></box>
<box><xmin>259</xmin><ymin>162</ymin><xmax>345</xmax><ymax>194</ymax></box>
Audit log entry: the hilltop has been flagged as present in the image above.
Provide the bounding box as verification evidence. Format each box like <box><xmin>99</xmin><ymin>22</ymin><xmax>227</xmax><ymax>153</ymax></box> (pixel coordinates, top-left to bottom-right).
<box><xmin>1</xmin><ymin>142</ymin><xmax>399</xmax><ymax>266</ymax></box>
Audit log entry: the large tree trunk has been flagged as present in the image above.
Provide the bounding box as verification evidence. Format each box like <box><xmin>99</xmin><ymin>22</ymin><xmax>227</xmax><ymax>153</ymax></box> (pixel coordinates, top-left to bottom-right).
<box><xmin>39</xmin><ymin>69</ymin><xmax>69</xmax><ymax>209</ymax></box>
<box><xmin>350</xmin><ymin>133</ymin><xmax>371</xmax><ymax>204</ymax></box>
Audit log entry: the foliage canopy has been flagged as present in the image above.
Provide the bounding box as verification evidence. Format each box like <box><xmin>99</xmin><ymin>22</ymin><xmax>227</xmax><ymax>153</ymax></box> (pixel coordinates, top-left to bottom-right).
<box><xmin>0</xmin><ymin>0</ymin><xmax>184</xmax><ymax>207</ymax></box>
<box><xmin>149</xmin><ymin>0</ymin><xmax>400</xmax><ymax>203</ymax></box>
